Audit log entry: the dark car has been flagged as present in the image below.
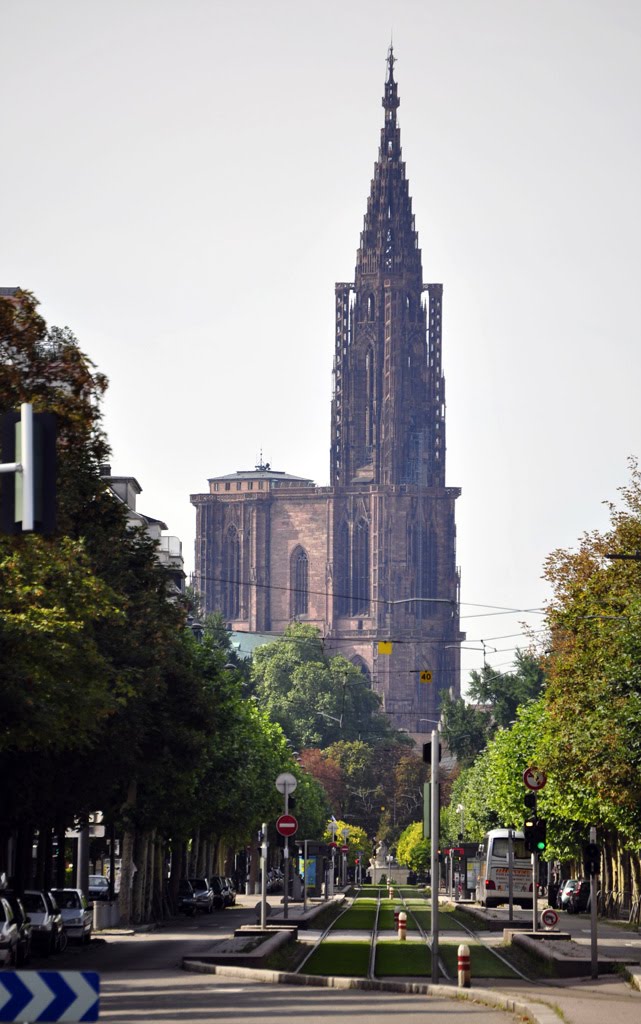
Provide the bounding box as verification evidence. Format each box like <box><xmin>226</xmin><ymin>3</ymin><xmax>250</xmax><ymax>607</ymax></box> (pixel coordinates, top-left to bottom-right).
<box><xmin>209</xmin><ymin>876</ymin><xmax>227</xmax><ymax>910</ymax></box>
<box><xmin>1</xmin><ymin>892</ymin><xmax>32</xmax><ymax>965</ymax></box>
<box><xmin>224</xmin><ymin>878</ymin><xmax>237</xmax><ymax>906</ymax></box>
<box><xmin>88</xmin><ymin>875</ymin><xmax>111</xmax><ymax>902</ymax></box>
<box><xmin>177</xmin><ymin>879</ymin><xmax>197</xmax><ymax>916</ymax></box>
<box><xmin>567</xmin><ymin>880</ymin><xmax>591</xmax><ymax>914</ymax></box>
<box><xmin>187</xmin><ymin>878</ymin><xmax>215</xmax><ymax>914</ymax></box>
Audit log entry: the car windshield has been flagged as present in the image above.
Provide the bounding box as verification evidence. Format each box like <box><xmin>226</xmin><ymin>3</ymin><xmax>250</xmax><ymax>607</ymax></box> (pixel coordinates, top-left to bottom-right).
<box><xmin>211</xmin><ymin>878</ymin><xmax>223</xmax><ymax>892</ymax></box>
<box><xmin>89</xmin><ymin>876</ymin><xmax>108</xmax><ymax>887</ymax></box>
<box><xmin>22</xmin><ymin>893</ymin><xmax>45</xmax><ymax>913</ymax></box>
<box><xmin>53</xmin><ymin>891</ymin><xmax>80</xmax><ymax>909</ymax></box>
<box><xmin>189</xmin><ymin>879</ymin><xmax>208</xmax><ymax>889</ymax></box>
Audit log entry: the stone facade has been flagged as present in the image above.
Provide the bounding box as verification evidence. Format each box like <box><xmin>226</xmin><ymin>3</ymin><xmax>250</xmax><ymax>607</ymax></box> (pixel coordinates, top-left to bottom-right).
<box><xmin>191</xmin><ymin>51</ymin><xmax>463</xmax><ymax>738</ymax></box>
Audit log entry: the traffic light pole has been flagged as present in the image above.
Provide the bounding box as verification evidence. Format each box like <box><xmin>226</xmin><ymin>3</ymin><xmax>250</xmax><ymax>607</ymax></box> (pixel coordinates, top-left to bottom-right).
<box><xmin>430</xmin><ymin>728</ymin><xmax>439</xmax><ymax>983</ymax></box>
<box><xmin>528</xmin><ymin>847</ymin><xmax>532</xmax><ymax>937</ymax></box>
<box><xmin>589</xmin><ymin>826</ymin><xmax>598</xmax><ymax>979</ymax></box>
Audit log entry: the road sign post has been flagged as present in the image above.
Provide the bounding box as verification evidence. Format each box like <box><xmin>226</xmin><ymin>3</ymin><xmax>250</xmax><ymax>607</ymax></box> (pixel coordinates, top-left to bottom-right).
<box><xmin>275</xmin><ymin>773</ymin><xmax>297</xmax><ymax>920</ymax></box>
<box><xmin>430</xmin><ymin>727</ymin><xmax>440</xmax><ymax>983</ymax></box>
<box><xmin>523</xmin><ymin>767</ymin><xmax>547</xmax><ymax>933</ymax></box>
<box><xmin>259</xmin><ymin>822</ymin><xmax>268</xmax><ymax>929</ymax></box>
<box><xmin>589</xmin><ymin>825</ymin><xmax>599</xmax><ymax>980</ymax></box>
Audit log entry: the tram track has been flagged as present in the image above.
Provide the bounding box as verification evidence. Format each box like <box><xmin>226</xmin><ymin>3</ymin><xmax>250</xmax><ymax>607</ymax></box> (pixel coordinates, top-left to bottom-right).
<box><xmin>312</xmin><ymin>885</ymin><xmax>536</xmax><ymax>985</ymax></box>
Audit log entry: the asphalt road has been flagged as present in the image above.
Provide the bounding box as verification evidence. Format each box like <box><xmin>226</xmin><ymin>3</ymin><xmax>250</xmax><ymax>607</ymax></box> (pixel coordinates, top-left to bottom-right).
<box><xmin>22</xmin><ymin>899</ymin><xmax>641</xmax><ymax>1024</ymax></box>
<box><xmin>25</xmin><ymin>903</ymin><xmax>524</xmax><ymax>1024</ymax></box>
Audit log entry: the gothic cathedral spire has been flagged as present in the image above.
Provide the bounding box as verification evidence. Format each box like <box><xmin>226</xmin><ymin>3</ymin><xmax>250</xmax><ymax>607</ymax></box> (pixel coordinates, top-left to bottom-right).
<box><xmin>331</xmin><ymin>49</ymin><xmax>445</xmax><ymax>490</ymax></box>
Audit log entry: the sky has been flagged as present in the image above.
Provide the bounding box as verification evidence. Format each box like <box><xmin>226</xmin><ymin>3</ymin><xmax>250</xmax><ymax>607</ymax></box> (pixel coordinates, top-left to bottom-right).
<box><xmin>2</xmin><ymin>0</ymin><xmax>640</xmax><ymax>688</ymax></box>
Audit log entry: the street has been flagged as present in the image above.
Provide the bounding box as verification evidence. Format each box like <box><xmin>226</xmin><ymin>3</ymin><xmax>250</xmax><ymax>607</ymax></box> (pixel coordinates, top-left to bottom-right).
<box><xmin>20</xmin><ymin>897</ymin><xmax>641</xmax><ymax>1024</ymax></box>
<box><xmin>24</xmin><ymin>900</ymin><xmax>523</xmax><ymax>1023</ymax></box>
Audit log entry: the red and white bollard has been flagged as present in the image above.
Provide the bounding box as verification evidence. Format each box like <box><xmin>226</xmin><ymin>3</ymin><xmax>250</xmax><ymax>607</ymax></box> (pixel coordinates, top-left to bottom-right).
<box><xmin>457</xmin><ymin>943</ymin><xmax>471</xmax><ymax>988</ymax></box>
<box><xmin>398</xmin><ymin>911</ymin><xmax>407</xmax><ymax>941</ymax></box>
<box><xmin>394</xmin><ymin>905</ymin><xmax>402</xmax><ymax>928</ymax></box>
<box><xmin>388</xmin><ymin>886</ymin><xmax>393</xmax><ymax>899</ymax></box>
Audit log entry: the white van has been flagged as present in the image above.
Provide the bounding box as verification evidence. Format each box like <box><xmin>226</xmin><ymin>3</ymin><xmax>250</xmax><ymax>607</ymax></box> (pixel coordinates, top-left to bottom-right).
<box><xmin>475</xmin><ymin>828</ymin><xmax>533</xmax><ymax>909</ymax></box>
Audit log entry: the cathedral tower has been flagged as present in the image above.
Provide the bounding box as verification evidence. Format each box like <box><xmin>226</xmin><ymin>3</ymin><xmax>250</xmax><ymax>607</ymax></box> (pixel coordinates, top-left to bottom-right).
<box><xmin>192</xmin><ymin>51</ymin><xmax>463</xmax><ymax>736</ymax></box>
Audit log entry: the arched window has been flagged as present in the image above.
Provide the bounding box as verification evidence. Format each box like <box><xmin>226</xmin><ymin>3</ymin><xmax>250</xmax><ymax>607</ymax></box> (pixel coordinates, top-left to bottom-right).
<box><xmin>367</xmin><ymin>294</ymin><xmax>376</xmax><ymax>320</ymax></box>
<box><xmin>365</xmin><ymin>346</ymin><xmax>375</xmax><ymax>448</ymax></box>
<box><xmin>291</xmin><ymin>546</ymin><xmax>309</xmax><ymax>617</ymax></box>
<box><xmin>351</xmin><ymin>517</ymin><xmax>370</xmax><ymax>615</ymax></box>
<box><xmin>222</xmin><ymin>525</ymin><xmax>240</xmax><ymax>619</ymax></box>
<box><xmin>337</xmin><ymin>520</ymin><xmax>350</xmax><ymax>616</ymax></box>
<box><xmin>350</xmin><ymin>657</ymin><xmax>371</xmax><ymax>685</ymax></box>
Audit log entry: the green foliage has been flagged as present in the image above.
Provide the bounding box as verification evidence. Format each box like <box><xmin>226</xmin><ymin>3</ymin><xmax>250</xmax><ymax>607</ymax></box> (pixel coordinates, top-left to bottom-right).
<box><xmin>440</xmin><ymin>461</ymin><xmax>641</xmax><ymax>861</ymax></box>
<box><xmin>396</xmin><ymin>821</ymin><xmax>429</xmax><ymax>871</ymax></box>
<box><xmin>251</xmin><ymin>623</ymin><xmax>396</xmax><ymax>748</ymax></box>
<box><xmin>541</xmin><ymin>460</ymin><xmax>641</xmax><ymax>846</ymax></box>
<box><xmin>322</xmin><ymin>817</ymin><xmax>370</xmax><ymax>864</ymax></box>
<box><xmin>0</xmin><ymin>292</ymin><xmax>309</xmax><ymax>857</ymax></box>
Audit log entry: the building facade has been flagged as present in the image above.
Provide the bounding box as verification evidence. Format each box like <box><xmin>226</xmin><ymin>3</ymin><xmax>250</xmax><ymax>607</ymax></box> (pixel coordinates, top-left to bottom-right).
<box><xmin>192</xmin><ymin>52</ymin><xmax>463</xmax><ymax>737</ymax></box>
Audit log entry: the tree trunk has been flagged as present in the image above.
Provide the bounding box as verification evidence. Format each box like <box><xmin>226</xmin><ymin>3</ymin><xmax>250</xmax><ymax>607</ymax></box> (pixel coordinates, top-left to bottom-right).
<box><xmin>118</xmin><ymin>780</ymin><xmax>138</xmax><ymax>926</ymax></box>
<box><xmin>145</xmin><ymin>831</ymin><xmax>156</xmax><ymax>922</ymax></box>
<box><xmin>190</xmin><ymin>828</ymin><xmax>200</xmax><ymax>876</ymax></box>
<box><xmin>132</xmin><ymin>832</ymin><xmax>147</xmax><ymax>923</ymax></box>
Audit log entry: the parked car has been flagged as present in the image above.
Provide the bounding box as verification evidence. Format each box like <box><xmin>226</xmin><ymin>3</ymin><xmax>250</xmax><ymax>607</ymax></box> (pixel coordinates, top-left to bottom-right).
<box><xmin>209</xmin><ymin>876</ymin><xmax>227</xmax><ymax>910</ymax></box>
<box><xmin>187</xmin><ymin>878</ymin><xmax>215</xmax><ymax>914</ymax></box>
<box><xmin>21</xmin><ymin>890</ymin><xmax>64</xmax><ymax>956</ymax></box>
<box><xmin>52</xmin><ymin>888</ymin><xmax>93</xmax><ymax>944</ymax></box>
<box><xmin>0</xmin><ymin>895</ymin><xmax>19</xmax><ymax>967</ymax></box>
<box><xmin>567</xmin><ymin>880</ymin><xmax>591</xmax><ymax>914</ymax></box>
<box><xmin>177</xmin><ymin>879</ymin><xmax>197</xmax><ymax>916</ymax></box>
<box><xmin>224</xmin><ymin>878</ymin><xmax>237</xmax><ymax>906</ymax></box>
<box><xmin>557</xmin><ymin>879</ymin><xmax>580</xmax><ymax>910</ymax></box>
<box><xmin>88</xmin><ymin>875</ymin><xmax>110</xmax><ymax>902</ymax></box>
<box><xmin>1</xmin><ymin>892</ymin><xmax>32</xmax><ymax>965</ymax></box>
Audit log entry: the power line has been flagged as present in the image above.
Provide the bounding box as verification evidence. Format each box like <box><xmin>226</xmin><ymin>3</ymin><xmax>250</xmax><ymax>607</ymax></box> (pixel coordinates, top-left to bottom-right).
<box><xmin>192</xmin><ymin>570</ymin><xmax>545</xmax><ymax>619</ymax></box>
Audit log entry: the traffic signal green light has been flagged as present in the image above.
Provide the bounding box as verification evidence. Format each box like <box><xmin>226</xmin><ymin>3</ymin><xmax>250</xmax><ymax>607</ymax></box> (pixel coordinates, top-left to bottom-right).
<box><xmin>524</xmin><ymin>817</ymin><xmax>547</xmax><ymax>853</ymax></box>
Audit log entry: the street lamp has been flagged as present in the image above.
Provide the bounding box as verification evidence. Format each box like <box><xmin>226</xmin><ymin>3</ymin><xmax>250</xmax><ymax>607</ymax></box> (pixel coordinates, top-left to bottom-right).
<box><xmin>456</xmin><ymin>803</ymin><xmax>464</xmax><ymax>840</ymax></box>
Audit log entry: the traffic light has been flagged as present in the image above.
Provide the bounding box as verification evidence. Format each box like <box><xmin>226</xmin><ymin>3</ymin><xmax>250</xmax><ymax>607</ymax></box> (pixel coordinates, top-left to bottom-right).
<box><xmin>524</xmin><ymin>792</ymin><xmax>538</xmax><ymax>812</ymax></box>
<box><xmin>583</xmin><ymin>842</ymin><xmax>601</xmax><ymax>877</ymax></box>
<box><xmin>1</xmin><ymin>409</ymin><xmax>56</xmax><ymax>534</ymax></box>
<box><xmin>524</xmin><ymin>818</ymin><xmax>546</xmax><ymax>853</ymax></box>
<box><xmin>422</xmin><ymin>740</ymin><xmax>442</xmax><ymax>764</ymax></box>
<box><xmin>355</xmin><ymin>857</ymin><xmax>360</xmax><ymax>866</ymax></box>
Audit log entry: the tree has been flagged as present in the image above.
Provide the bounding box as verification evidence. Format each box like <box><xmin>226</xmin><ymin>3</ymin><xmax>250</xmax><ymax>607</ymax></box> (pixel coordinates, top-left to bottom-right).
<box><xmin>396</xmin><ymin>822</ymin><xmax>429</xmax><ymax>873</ymax></box>
<box><xmin>438</xmin><ymin>693</ymin><xmax>491</xmax><ymax>768</ymax></box>
<box><xmin>541</xmin><ymin>460</ymin><xmax>641</xmax><ymax>849</ymax></box>
<box><xmin>251</xmin><ymin>623</ymin><xmax>397</xmax><ymax>748</ymax></box>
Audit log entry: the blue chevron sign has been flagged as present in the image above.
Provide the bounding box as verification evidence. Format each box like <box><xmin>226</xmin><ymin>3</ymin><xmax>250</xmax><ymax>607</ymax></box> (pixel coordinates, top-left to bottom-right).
<box><xmin>0</xmin><ymin>971</ymin><xmax>99</xmax><ymax>1022</ymax></box>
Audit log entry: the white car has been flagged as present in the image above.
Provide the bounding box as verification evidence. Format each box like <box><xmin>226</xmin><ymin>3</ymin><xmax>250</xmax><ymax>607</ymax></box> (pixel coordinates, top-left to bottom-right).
<box><xmin>0</xmin><ymin>896</ymin><xmax>19</xmax><ymax>966</ymax></box>
<box><xmin>52</xmin><ymin>889</ymin><xmax>93</xmax><ymax>944</ymax></box>
<box><xmin>22</xmin><ymin>890</ymin><xmax>64</xmax><ymax>955</ymax></box>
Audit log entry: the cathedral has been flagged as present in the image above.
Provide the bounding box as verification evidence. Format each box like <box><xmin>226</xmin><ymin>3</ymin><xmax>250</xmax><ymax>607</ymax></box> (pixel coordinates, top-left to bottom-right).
<box><xmin>192</xmin><ymin>50</ymin><xmax>463</xmax><ymax>739</ymax></box>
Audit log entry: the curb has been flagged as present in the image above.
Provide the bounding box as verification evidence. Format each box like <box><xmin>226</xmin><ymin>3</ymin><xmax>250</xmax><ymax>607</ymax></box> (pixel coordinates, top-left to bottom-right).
<box><xmin>182</xmin><ymin>958</ymin><xmax>559</xmax><ymax>1024</ymax></box>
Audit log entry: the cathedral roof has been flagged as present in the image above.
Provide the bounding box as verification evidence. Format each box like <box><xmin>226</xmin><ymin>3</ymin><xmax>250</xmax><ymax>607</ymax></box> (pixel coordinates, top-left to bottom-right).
<box><xmin>208</xmin><ymin>468</ymin><xmax>314</xmax><ymax>485</ymax></box>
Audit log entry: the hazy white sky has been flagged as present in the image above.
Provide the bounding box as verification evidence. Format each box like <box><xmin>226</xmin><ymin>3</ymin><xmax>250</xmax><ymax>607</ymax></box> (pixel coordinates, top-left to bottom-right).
<box><xmin>2</xmin><ymin>0</ymin><xmax>640</xmax><ymax>686</ymax></box>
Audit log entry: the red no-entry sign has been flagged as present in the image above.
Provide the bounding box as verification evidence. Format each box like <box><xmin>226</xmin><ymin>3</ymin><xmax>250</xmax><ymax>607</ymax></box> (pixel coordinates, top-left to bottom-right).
<box><xmin>276</xmin><ymin>813</ymin><xmax>298</xmax><ymax>837</ymax></box>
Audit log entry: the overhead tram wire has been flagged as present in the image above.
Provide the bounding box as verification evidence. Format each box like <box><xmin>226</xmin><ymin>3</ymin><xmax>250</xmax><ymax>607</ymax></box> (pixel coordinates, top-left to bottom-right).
<box><xmin>192</xmin><ymin>571</ymin><xmax>545</xmax><ymax>620</ymax></box>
